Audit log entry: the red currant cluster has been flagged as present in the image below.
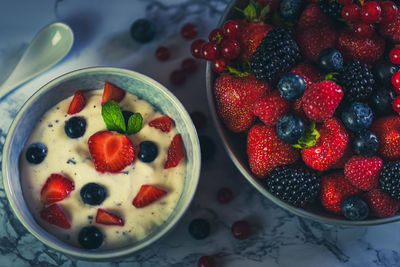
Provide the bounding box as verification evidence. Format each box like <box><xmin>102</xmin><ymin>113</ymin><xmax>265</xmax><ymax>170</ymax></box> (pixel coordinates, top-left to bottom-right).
<box><xmin>389</xmin><ymin>46</ymin><xmax>400</xmax><ymax>114</ymax></box>
<box><xmin>341</xmin><ymin>0</ymin><xmax>398</xmax><ymax>38</ymax></box>
<box><xmin>190</xmin><ymin>20</ymin><xmax>242</xmax><ymax>73</ymax></box>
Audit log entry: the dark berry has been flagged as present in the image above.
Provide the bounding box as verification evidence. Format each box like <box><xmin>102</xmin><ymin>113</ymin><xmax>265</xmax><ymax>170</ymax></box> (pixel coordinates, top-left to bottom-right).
<box><xmin>341</xmin><ymin>195</ymin><xmax>369</xmax><ymax>221</ymax></box>
<box><xmin>277</xmin><ymin>73</ymin><xmax>305</xmax><ymax>100</ymax></box>
<box><xmin>78</xmin><ymin>226</ymin><xmax>103</xmax><ymax>249</ymax></box>
<box><xmin>222</xmin><ymin>20</ymin><xmax>240</xmax><ymax>39</ymax></box>
<box><xmin>170</xmin><ymin>69</ymin><xmax>186</xmax><ymax>85</ymax></box>
<box><xmin>189</xmin><ymin>218</ymin><xmax>210</xmax><ymax>240</ymax></box>
<box><xmin>130</xmin><ymin>19</ymin><xmax>155</xmax><ymax>43</ymax></box>
<box><xmin>372</xmin><ymin>61</ymin><xmax>397</xmax><ymax>86</ymax></box>
<box><xmin>64</xmin><ymin>116</ymin><xmax>86</xmax><ymax>138</ymax></box>
<box><xmin>209</xmin><ymin>28</ymin><xmax>224</xmax><ymax>44</ymax></box>
<box><xmin>319</xmin><ymin>0</ymin><xmax>343</xmax><ymax>19</ymax></box>
<box><xmin>318</xmin><ymin>48</ymin><xmax>343</xmax><ymax>72</ymax></box>
<box><xmin>122</xmin><ymin>110</ymin><xmax>134</xmax><ymax>126</ymax></box>
<box><xmin>379</xmin><ymin>161</ymin><xmax>400</xmax><ymax>200</ymax></box>
<box><xmin>212</xmin><ymin>57</ymin><xmax>230</xmax><ymax>73</ymax></box>
<box><xmin>181</xmin><ymin>58</ymin><xmax>197</xmax><ymax>74</ymax></box>
<box><xmin>276</xmin><ymin>114</ymin><xmax>305</xmax><ymax>144</ymax></box>
<box><xmin>231</xmin><ymin>220</ymin><xmax>250</xmax><ymax>240</ymax></box>
<box><xmin>341</xmin><ymin>4</ymin><xmax>360</xmax><ymax>22</ymax></box>
<box><xmin>220</xmin><ymin>39</ymin><xmax>240</xmax><ymax>59</ymax></box>
<box><xmin>199</xmin><ymin>135</ymin><xmax>216</xmax><ymax>161</ymax></box>
<box><xmin>390</xmin><ymin>47</ymin><xmax>400</xmax><ymax>65</ymax></box>
<box><xmin>198</xmin><ymin>255</ymin><xmax>216</xmax><ymax>267</ymax></box>
<box><xmin>353</xmin><ymin>23</ymin><xmax>375</xmax><ymax>39</ymax></box>
<box><xmin>155</xmin><ymin>46</ymin><xmax>170</xmax><ymax>61</ymax></box>
<box><xmin>181</xmin><ymin>23</ymin><xmax>197</xmax><ymax>40</ymax></box>
<box><xmin>352</xmin><ymin>129</ymin><xmax>379</xmax><ymax>157</ymax></box>
<box><xmin>191</xmin><ymin>39</ymin><xmax>206</xmax><ymax>59</ymax></box>
<box><xmin>381</xmin><ymin>1</ymin><xmax>398</xmax><ymax>23</ymax></box>
<box><xmin>369</xmin><ymin>87</ymin><xmax>396</xmax><ymax>115</ymax></box>
<box><xmin>26</xmin><ymin>143</ymin><xmax>47</xmax><ymax>164</ymax></box>
<box><xmin>190</xmin><ymin>111</ymin><xmax>207</xmax><ymax>130</ymax></box>
<box><xmin>280</xmin><ymin>0</ymin><xmax>303</xmax><ymax>20</ymax></box>
<box><xmin>138</xmin><ymin>141</ymin><xmax>158</xmax><ymax>163</ymax></box>
<box><xmin>360</xmin><ymin>1</ymin><xmax>381</xmax><ymax>23</ymax></box>
<box><xmin>341</xmin><ymin>102</ymin><xmax>373</xmax><ymax>132</ymax></box>
<box><xmin>80</xmin><ymin>183</ymin><xmax>107</xmax><ymax>206</ymax></box>
<box><xmin>201</xmin><ymin>42</ymin><xmax>220</xmax><ymax>61</ymax></box>
<box><xmin>217</xmin><ymin>187</ymin><xmax>233</xmax><ymax>204</ymax></box>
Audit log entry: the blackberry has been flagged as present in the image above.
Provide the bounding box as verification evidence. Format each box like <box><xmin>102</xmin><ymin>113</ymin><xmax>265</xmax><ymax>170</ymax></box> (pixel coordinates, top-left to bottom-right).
<box><xmin>339</xmin><ymin>61</ymin><xmax>375</xmax><ymax>102</ymax></box>
<box><xmin>251</xmin><ymin>28</ymin><xmax>301</xmax><ymax>82</ymax></box>
<box><xmin>318</xmin><ymin>0</ymin><xmax>343</xmax><ymax>19</ymax></box>
<box><xmin>266</xmin><ymin>166</ymin><xmax>320</xmax><ymax>207</ymax></box>
<box><xmin>379</xmin><ymin>162</ymin><xmax>400</xmax><ymax>200</ymax></box>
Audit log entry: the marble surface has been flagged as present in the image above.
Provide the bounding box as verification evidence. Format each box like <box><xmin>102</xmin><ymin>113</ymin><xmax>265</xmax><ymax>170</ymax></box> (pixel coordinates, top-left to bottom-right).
<box><xmin>0</xmin><ymin>0</ymin><xmax>399</xmax><ymax>266</ymax></box>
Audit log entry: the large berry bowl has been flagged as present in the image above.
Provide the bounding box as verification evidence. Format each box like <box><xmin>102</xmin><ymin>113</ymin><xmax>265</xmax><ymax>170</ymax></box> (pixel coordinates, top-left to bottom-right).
<box><xmin>204</xmin><ymin>0</ymin><xmax>400</xmax><ymax>225</ymax></box>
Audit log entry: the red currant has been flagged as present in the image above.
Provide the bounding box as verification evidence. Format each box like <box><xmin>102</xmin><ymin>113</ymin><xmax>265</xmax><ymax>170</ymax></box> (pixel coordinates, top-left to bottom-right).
<box><xmin>341</xmin><ymin>4</ymin><xmax>360</xmax><ymax>22</ymax></box>
<box><xmin>353</xmin><ymin>23</ymin><xmax>375</xmax><ymax>38</ymax></box>
<box><xmin>222</xmin><ymin>20</ymin><xmax>241</xmax><ymax>39</ymax></box>
<box><xmin>155</xmin><ymin>46</ymin><xmax>170</xmax><ymax>61</ymax></box>
<box><xmin>231</xmin><ymin>220</ymin><xmax>250</xmax><ymax>240</ymax></box>
<box><xmin>212</xmin><ymin>58</ymin><xmax>230</xmax><ymax>73</ymax></box>
<box><xmin>198</xmin><ymin>256</ymin><xmax>216</xmax><ymax>267</ymax></box>
<box><xmin>390</xmin><ymin>47</ymin><xmax>400</xmax><ymax>64</ymax></box>
<box><xmin>360</xmin><ymin>1</ymin><xmax>382</xmax><ymax>23</ymax></box>
<box><xmin>201</xmin><ymin>42</ymin><xmax>220</xmax><ymax>61</ymax></box>
<box><xmin>220</xmin><ymin>39</ymin><xmax>241</xmax><ymax>59</ymax></box>
<box><xmin>181</xmin><ymin>23</ymin><xmax>198</xmax><ymax>40</ymax></box>
<box><xmin>339</xmin><ymin>0</ymin><xmax>353</xmax><ymax>5</ymax></box>
<box><xmin>391</xmin><ymin>71</ymin><xmax>400</xmax><ymax>88</ymax></box>
<box><xmin>393</xmin><ymin>86</ymin><xmax>400</xmax><ymax>95</ymax></box>
<box><xmin>190</xmin><ymin>111</ymin><xmax>207</xmax><ymax>130</ymax></box>
<box><xmin>380</xmin><ymin>1</ymin><xmax>398</xmax><ymax>23</ymax></box>
<box><xmin>170</xmin><ymin>70</ymin><xmax>186</xmax><ymax>85</ymax></box>
<box><xmin>191</xmin><ymin>39</ymin><xmax>205</xmax><ymax>59</ymax></box>
<box><xmin>209</xmin><ymin>28</ymin><xmax>224</xmax><ymax>44</ymax></box>
<box><xmin>181</xmin><ymin>58</ymin><xmax>197</xmax><ymax>74</ymax></box>
<box><xmin>217</xmin><ymin>187</ymin><xmax>233</xmax><ymax>204</ymax></box>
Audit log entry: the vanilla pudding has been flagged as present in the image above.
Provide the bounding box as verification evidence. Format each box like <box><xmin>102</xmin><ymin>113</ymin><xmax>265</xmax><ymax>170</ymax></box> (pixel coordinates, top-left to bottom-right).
<box><xmin>19</xmin><ymin>88</ymin><xmax>186</xmax><ymax>250</ymax></box>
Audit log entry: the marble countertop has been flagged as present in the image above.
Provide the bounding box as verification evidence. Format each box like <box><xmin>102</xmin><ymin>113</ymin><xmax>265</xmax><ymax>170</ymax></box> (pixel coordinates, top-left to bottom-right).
<box><xmin>0</xmin><ymin>0</ymin><xmax>399</xmax><ymax>266</ymax></box>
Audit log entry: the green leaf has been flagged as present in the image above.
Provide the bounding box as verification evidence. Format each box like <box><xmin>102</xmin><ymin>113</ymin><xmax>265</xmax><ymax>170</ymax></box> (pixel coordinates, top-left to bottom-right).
<box><xmin>260</xmin><ymin>4</ymin><xmax>270</xmax><ymax>20</ymax></box>
<box><xmin>292</xmin><ymin>121</ymin><xmax>320</xmax><ymax>149</ymax></box>
<box><xmin>101</xmin><ymin>100</ymin><xmax>126</xmax><ymax>133</ymax></box>
<box><xmin>324</xmin><ymin>72</ymin><xmax>339</xmax><ymax>82</ymax></box>
<box><xmin>243</xmin><ymin>1</ymin><xmax>257</xmax><ymax>20</ymax></box>
<box><xmin>126</xmin><ymin>113</ymin><xmax>143</xmax><ymax>135</ymax></box>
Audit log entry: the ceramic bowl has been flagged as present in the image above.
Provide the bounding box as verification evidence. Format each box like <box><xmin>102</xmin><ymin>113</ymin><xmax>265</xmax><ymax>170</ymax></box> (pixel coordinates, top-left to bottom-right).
<box><xmin>206</xmin><ymin>0</ymin><xmax>400</xmax><ymax>226</ymax></box>
<box><xmin>2</xmin><ymin>67</ymin><xmax>201</xmax><ymax>259</ymax></box>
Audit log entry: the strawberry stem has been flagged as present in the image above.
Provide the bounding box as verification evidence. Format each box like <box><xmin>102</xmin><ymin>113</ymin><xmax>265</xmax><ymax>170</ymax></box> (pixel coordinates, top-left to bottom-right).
<box><xmin>324</xmin><ymin>72</ymin><xmax>339</xmax><ymax>82</ymax></box>
<box><xmin>292</xmin><ymin>121</ymin><xmax>320</xmax><ymax>149</ymax></box>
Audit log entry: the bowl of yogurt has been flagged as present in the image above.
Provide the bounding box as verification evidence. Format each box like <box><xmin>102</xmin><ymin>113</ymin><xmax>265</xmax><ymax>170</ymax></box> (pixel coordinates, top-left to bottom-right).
<box><xmin>2</xmin><ymin>67</ymin><xmax>201</xmax><ymax>259</ymax></box>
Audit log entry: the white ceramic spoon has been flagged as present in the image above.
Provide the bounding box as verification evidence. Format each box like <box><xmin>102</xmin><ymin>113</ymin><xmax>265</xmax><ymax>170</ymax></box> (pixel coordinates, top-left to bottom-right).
<box><xmin>0</xmin><ymin>22</ymin><xmax>74</xmax><ymax>100</ymax></box>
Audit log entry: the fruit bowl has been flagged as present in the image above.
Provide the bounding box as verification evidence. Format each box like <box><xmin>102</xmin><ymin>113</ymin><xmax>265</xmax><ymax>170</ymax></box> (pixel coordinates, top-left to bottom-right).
<box><xmin>206</xmin><ymin>0</ymin><xmax>400</xmax><ymax>225</ymax></box>
<box><xmin>2</xmin><ymin>67</ymin><xmax>201</xmax><ymax>259</ymax></box>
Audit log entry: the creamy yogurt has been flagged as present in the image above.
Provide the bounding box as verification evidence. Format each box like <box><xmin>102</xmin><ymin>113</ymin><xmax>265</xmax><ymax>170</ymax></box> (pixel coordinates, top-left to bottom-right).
<box><xmin>20</xmin><ymin>89</ymin><xmax>186</xmax><ymax>250</ymax></box>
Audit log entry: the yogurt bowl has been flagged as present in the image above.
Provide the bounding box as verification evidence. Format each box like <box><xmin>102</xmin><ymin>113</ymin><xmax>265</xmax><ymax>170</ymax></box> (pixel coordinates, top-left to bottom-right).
<box><xmin>2</xmin><ymin>67</ymin><xmax>201</xmax><ymax>259</ymax></box>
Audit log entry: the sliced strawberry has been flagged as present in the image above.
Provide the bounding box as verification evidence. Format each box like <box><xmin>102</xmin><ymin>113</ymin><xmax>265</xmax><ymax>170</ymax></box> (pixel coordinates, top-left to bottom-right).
<box><xmin>132</xmin><ymin>185</ymin><xmax>167</xmax><ymax>208</ymax></box>
<box><xmin>101</xmin><ymin>81</ymin><xmax>126</xmax><ymax>105</ymax></box>
<box><xmin>88</xmin><ymin>131</ymin><xmax>135</xmax><ymax>173</ymax></box>
<box><xmin>40</xmin><ymin>174</ymin><xmax>75</xmax><ymax>204</ymax></box>
<box><xmin>148</xmin><ymin>115</ymin><xmax>175</xmax><ymax>133</ymax></box>
<box><xmin>165</xmin><ymin>134</ymin><xmax>185</xmax><ymax>169</ymax></box>
<box><xmin>95</xmin><ymin>208</ymin><xmax>124</xmax><ymax>226</ymax></box>
<box><xmin>40</xmin><ymin>204</ymin><xmax>71</xmax><ymax>229</ymax></box>
<box><xmin>67</xmin><ymin>90</ymin><xmax>86</xmax><ymax>115</ymax></box>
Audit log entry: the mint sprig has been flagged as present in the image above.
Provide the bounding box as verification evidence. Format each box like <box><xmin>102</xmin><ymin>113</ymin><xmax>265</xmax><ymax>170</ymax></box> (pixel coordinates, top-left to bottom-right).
<box><xmin>102</xmin><ymin>100</ymin><xmax>142</xmax><ymax>135</ymax></box>
<box><xmin>127</xmin><ymin>113</ymin><xmax>143</xmax><ymax>135</ymax></box>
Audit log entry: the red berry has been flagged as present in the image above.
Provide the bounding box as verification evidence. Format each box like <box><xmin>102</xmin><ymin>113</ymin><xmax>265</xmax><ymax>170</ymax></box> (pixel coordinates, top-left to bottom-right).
<box><xmin>339</xmin><ymin>0</ymin><xmax>353</xmax><ymax>5</ymax></box>
<box><xmin>353</xmin><ymin>23</ymin><xmax>375</xmax><ymax>38</ymax></box>
<box><xmin>191</xmin><ymin>39</ymin><xmax>205</xmax><ymax>59</ymax></box>
<box><xmin>360</xmin><ymin>1</ymin><xmax>382</xmax><ymax>23</ymax></box>
<box><xmin>170</xmin><ymin>70</ymin><xmax>186</xmax><ymax>85</ymax></box>
<box><xmin>181</xmin><ymin>58</ymin><xmax>197</xmax><ymax>74</ymax></box>
<box><xmin>181</xmin><ymin>23</ymin><xmax>197</xmax><ymax>40</ymax></box>
<box><xmin>155</xmin><ymin>46</ymin><xmax>170</xmax><ymax>61</ymax></box>
<box><xmin>391</xmin><ymin>71</ymin><xmax>400</xmax><ymax>88</ymax></box>
<box><xmin>222</xmin><ymin>20</ymin><xmax>240</xmax><ymax>39</ymax></box>
<box><xmin>231</xmin><ymin>220</ymin><xmax>250</xmax><ymax>240</ymax></box>
<box><xmin>217</xmin><ymin>187</ymin><xmax>233</xmax><ymax>203</ymax></box>
<box><xmin>201</xmin><ymin>42</ymin><xmax>220</xmax><ymax>61</ymax></box>
<box><xmin>212</xmin><ymin>57</ymin><xmax>230</xmax><ymax>73</ymax></box>
<box><xmin>341</xmin><ymin>4</ymin><xmax>360</xmax><ymax>22</ymax></box>
<box><xmin>220</xmin><ymin>39</ymin><xmax>241</xmax><ymax>59</ymax></box>
<box><xmin>198</xmin><ymin>256</ymin><xmax>216</xmax><ymax>267</ymax></box>
<box><xmin>390</xmin><ymin>46</ymin><xmax>400</xmax><ymax>64</ymax></box>
<box><xmin>394</xmin><ymin>86</ymin><xmax>400</xmax><ymax>95</ymax></box>
<box><xmin>380</xmin><ymin>1</ymin><xmax>398</xmax><ymax>23</ymax></box>
<box><xmin>393</xmin><ymin>96</ymin><xmax>400</xmax><ymax>114</ymax></box>
<box><xmin>209</xmin><ymin>28</ymin><xmax>224</xmax><ymax>44</ymax></box>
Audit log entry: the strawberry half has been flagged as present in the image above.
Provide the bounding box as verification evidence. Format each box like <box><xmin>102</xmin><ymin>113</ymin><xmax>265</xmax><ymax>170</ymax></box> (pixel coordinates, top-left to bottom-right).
<box><xmin>88</xmin><ymin>131</ymin><xmax>136</xmax><ymax>173</ymax></box>
<box><xmin>40</xmin><ymin>204</ymin><xmax>71</xmax><ymax>229</ymax></box>
<box><xmin>101</xmin><ymin>81</ymin><xmax>126</xmax><ymax>105</ymax></box>
<box><xmin>165</xmin><ymin>134</ymin><xmax>185</xmax><ymax>169</ymax></box>
<box><xmin>148</xmin><ymin>115</ymin><xmax>175</xmax><ymax>133</ymax></box>
<box><xmin>40</xmin><ymin>174</ymin><xmax>75</xmax><ymax>205</ymax></box>
<box><xmin>67</xmin><ymin>90</ymin><xmax>86</xmax><ymax>115</ymax></box>
<box><xmin>132</xmin><ymin>185</ymin><xmax>167</xmax><ymax>208</ymax></box>
<box><xmin>95</xmin><ymin>208</ymin><xmax>124</xmax><ymax>226</ymax></box>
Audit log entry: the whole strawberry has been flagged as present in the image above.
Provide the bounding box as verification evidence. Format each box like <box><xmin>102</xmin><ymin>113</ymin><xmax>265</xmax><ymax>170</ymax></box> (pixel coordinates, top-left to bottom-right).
<box><xmin>344</xmin><ymin>156</ymin><xmax>383</xmax><ymax>191</ymax></box>
<box><xmin>247</xmin><ymin>123</ymin><xmax>299</xmax><ymax>177</ymax></box>
<box><xmin>370</xmin><ymin>115</ymin><xmax>400</xmax><ymax>160</ymax></box>
<box><xmin>252</xmin><ymin>91</ymin><xmax>290</xmax><ymax>126</ymax></box>
<box><xmin>214</xmin><ymin>74</ymin><xmax>271</xmax><ymax>132</ymax></box>
<box><xmin>320</xmin><ymin>172</ymin><xmax>360</xmax><ymax>215</ymax></box>
<box><xmin>296</xmin><ymin>3</ymin><xmax>333</xmax><ymax>34</ymax></box>
<box><xmin>379</xmin><ymin>13</ymin><xmax>400</xmax><ymax>44</ymax></box>
<box><xmin>297</xmin><ymin>26</ymin><xmax>337</xmax><ymax>62</ymax></box>
<box><xmin>364</xmin><ymin>189</ymin><xmax>399</xmax><ymax>218</ymax></box>
<box><xmin>337</xmin><ymin>29</ymin><xmax>385</xmax><ymax>64</ymax></box>
<box><xmin>302</xmin><ymin>81</ymin><xmax>343</xmax><ymax>122</ymax></box>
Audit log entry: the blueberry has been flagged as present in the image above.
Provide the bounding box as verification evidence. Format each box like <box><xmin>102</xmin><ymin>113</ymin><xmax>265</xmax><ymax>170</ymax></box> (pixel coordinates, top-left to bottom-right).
<box><xmin>64</xmin><ymin>116</ymin><xmax>86</xmax><ymax>138</ymax></box>
<box><xmin>188</xmin><ymin>218</ymin><xmax>210</xmax><ymax>240</ymax></box>
<box><xmin>80</xmin><ymin>183</ymin><xmax>107</xmax><ymax>205</ymax></box>
<box><xmin>341</xmin><ymin>102</ymin><xmax>373</xmax><ymax>132</ymax></box>
<box><xmin>318</xmin><ymin>48</ymin><xmax>343</xmax><ymax>72</ymax></box>
<box><xmin>280</xmin><ymin>0</ymin><xmax>303</xmax><ymax>20</ymax></box>
<box><xmin>341</xmin><ymin>195</ymin><xmax>369</xmax><ymax>221</ymax></box>
<box><xmin>130</xmin><ymin>18</ymin><xmax>156</xmax><ymax>43</ymax></box>
<box><xmin>277</xmin><ymin>73</ymin><xmax>306</xmax><ymax>100</ymax></box>
<box><xmin>78</xmin><ymin>226</ymin><xmax>103</xmax><ymax>249</ymax></box>
<box><xmin>276</xmin><ymin>114</ymin><xmax>305</xmax><ymax>144</ymax></box>
<box><xmin>370</xmin><ymin>87</ymin><xmax>396</xmax><ymax>116</ymax></box>
<box><xmin>25</xmin><ymin>142</ymin><xmax>47</xmax><ymax>164</ymax></box>
<box><xmin>138</xmin><ymin>141</ymin><xmax>158</xmax><ymax>163</ymax></box>
<box><xmin>122</xmin><ymin>110</ymin><xmax>134</xmax><ymax>126</ymax></box>
<box><xmin>353</xmin><ymin>129</ymin><xmax>379</xmax><ymax>157</ymax></box>
<box><xmin>199</xmin><ymin>135</ymin><xmax>216</xmax><ymax>161</ymax></box>
<box><xmin>372</xmin><ymin>61</ymin><xmax>397</xmax><ymax>86</ymax></box>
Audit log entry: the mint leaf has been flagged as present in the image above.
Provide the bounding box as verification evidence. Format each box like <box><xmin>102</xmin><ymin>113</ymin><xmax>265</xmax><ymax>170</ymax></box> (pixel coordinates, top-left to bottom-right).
<box><xmin>126</xmin><ymin>113</ymin><xmax>143</xmax><ymax>135</ymax></box>
<box><xmin>101</xmin><ymin>100</ymin><xmax>126</xmax><ymax>133</ymax></box>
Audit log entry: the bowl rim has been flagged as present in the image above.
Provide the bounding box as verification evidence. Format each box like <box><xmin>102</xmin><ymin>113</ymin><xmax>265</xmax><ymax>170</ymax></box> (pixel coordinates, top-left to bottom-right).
<box><xmin>2</xmin><ymin>66</ymin><xmax>201</xmax><ymax>259</ymax></box>
<box><xmin>205</xmin><ymin>0</ymin><xmax>400</xmax><ymax>226</ymax></box>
